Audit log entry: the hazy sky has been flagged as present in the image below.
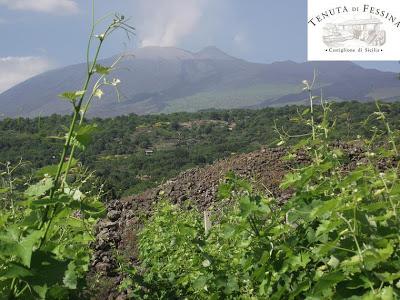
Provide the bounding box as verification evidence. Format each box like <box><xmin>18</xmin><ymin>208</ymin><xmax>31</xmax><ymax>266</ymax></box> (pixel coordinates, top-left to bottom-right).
<box><xmin>0</xmin><ymin>0</ymin><xmax>398</xmax><ymax>92</ymax></box>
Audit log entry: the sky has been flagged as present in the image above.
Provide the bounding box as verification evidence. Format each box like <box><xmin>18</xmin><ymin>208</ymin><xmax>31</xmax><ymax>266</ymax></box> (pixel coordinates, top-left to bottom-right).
<box><xmin>0</xmin><ymin>0</ymin><xmax>399</xmax><ymax>93</ymax></box>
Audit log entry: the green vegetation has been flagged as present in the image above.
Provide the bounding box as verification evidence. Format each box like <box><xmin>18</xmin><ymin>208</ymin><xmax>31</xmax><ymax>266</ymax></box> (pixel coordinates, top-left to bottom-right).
<box><xmin>1</xmin><ymin>68</ymin><xmax>400</xmax><ymax>300</ymax></box>
<box><xmin>1</xmin><ymin>101</ymin><xmax>400</xmax><ymax>199</ymax></box>
<box><xmin>0</xmin><ymin>4</ymin><xmax>134</xmax><ymax>298</ymax></box>
<box><xmin>126</xmin><ymin>96</ymin><xmax>400</xmax><ymax>299</ymax></box>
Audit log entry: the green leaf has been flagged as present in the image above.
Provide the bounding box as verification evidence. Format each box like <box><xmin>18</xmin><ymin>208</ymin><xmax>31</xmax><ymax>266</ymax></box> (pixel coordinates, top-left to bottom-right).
<box><xmin>0</xmin><ymin>237</ymin><xmax>25</xmax><ymax>262</ymax></box>
<box><xmin>0</xmin><ymin>263</ymin><xmax>33</xmax><ymax>279</ymax></box>
<box><xmin>36</xmin><ymin>159</ymin><xmax>77</xmax><ymax>177</ymax></box>
<box><xmin>32</xmin><ymin>285</ymin><xmax>48</xmax><ymax>299</ymax></box>
<box><xmin>192</xmin><ymin>275</ymin><xmax>207</xmax><ymax>290</ymax></box>
<box><xmin>19</xmin><ymin>230</ymin><xmax>43</xmax><ymax>267</ymax></box>
<box><xmin>315</xmin><ymin>219</ymin><xmax>342</xmax><ymax>237</ymax></box>
<box><xmin>25</xmin><ymin>178</ymin><xmax>53</xmax><ymax>198</ymax></box>
<box><xmin>58</xmin><ymin>90</ymin><xmax>85</xmax><ymax>103</ymax></box>
<box><xmin>313</xmin><ymin>272</ymin><xmax>346</xmax><ymax>295</ymax></box>
<box><xmin>222</xmin><ymin>224</ymin><xmax>236</xmax><ymax>239</ymax></box>
<box><xmin>94</xmin><ymin>64</ymin><xmax>111</xmax><ymax>75</ymax></box>
<box><xmin>390</xmin><ymin>182</ymin><xmax>400</xmax><ymax>196</ymax></box>
<box><xmin>310</xmin><ymin>199</ymin><xmax>339</xmax><ymax>218</ymax></box>
<box><xmin>374</xmin><ymin>272</ymin><xmax>400</xmax><ymax>283</ymax></box>
<box><xmin>0</xmin><ymin>230</ymin><xmax>41</xmax><ymax>267</ymax></box>
<box><xmin>63</xmin><ymin>262</ymin><xmax>77</xmax><ymax>289</ymax></box>
<box><xmin>363</xmin><ymin>243</ymin><xmax>394</xmax><ymax>270</ymax></box>
<box><xmin>380</xmin><ymin>286</ymin><xmax>394</xmax><ymax>300</ymax></box>
<box><xmin>72</xmin><ymin>124</ymin><xmax>98</xmax><ymax>150</ymax></box>
<box><xmin>70</xmin><ymin>200</ymin><xmax>106</xmax><ymax>217</ymax></box>
<box><xmin>30</xmin><ymin>194</ymin><xmax>71</xmax><ymax>207</ymax></box>
<box><xmin>280</xmin><ymin>172</ymin><xmax>302</xmax><ymax>189</ymax></box>
<box><xmin>239</xmin><ymin>195</ymin><xmax>257</xmax><ymax>217</ymax></box>
<box><xmin>339</xmin><ymin>167</ymin><xmax>368</xmax><ymax>188</ymax></box>
<box><xmin>224</xmin><ymin>275</ymin><xmax>239</xmax><ymax>294</ymax></box>
<box><xmin>288</xmin><ymin>252</ymin><xmax>311</xmax><ymax>270</ymax></box>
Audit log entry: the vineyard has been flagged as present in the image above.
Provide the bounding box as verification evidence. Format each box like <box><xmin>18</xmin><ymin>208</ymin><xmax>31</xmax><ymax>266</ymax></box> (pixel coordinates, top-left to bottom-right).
<box><xmin>0</xmin><ymin>3</ymin><xmax>399</xmax><ymax>300</ymax></box>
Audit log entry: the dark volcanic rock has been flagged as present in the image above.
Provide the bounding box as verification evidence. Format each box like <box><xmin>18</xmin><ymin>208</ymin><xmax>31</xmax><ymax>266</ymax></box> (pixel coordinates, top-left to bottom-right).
<box><xmin>107</xmin><ymin>210</ymin><xmax>121</xmax><ymax>221</ymax></box>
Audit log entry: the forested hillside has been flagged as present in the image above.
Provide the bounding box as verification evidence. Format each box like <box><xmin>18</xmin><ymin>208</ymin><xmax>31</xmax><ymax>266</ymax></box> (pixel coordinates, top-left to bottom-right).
<box><xmin>1</xmin><ymin>101</ymin><xmax>399</xmax><ymax>198</ymax></box>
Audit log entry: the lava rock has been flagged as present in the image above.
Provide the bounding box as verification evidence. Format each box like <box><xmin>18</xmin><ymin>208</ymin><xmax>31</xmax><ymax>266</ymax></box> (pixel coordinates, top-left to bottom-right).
<box><xmin>107</xmin><ymin>210</ymin><xmax>121</xmax><ymax>221</ymax></box>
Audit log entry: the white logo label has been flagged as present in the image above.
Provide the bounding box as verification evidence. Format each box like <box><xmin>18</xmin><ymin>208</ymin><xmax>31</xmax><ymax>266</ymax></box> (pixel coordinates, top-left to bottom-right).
<box><xmin>308</xmin><ymin>0</ymin><xmax>400</xmax><ymax>60</ymax></box>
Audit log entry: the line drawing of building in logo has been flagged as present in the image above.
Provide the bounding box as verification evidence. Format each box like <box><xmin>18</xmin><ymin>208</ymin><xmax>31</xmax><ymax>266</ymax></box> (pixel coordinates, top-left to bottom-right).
<box><xmin>323</xmin><ymin>18</ymin><xmax>386</xmax><ymax>47</ymax></box>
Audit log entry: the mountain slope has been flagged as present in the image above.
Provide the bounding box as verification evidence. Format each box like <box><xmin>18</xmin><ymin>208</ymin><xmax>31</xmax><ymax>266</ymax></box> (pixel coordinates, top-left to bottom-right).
<box><xmin>0</xmin><ymin>46</ymin><xmax>399</xmax><ymax>118</ymax></box>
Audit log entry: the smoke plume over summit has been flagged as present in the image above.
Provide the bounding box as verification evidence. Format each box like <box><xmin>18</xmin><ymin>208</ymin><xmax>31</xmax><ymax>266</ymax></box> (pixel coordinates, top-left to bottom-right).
<box><xmin>136</xmin><ymin>0</ymin><xmax>208</xmax><ymax>47</ymax></box>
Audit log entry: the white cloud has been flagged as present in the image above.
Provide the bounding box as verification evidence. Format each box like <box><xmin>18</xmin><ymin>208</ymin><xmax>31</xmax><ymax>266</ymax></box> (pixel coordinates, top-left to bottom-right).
<box><xmin>137</xmin><ymin>0</ymin><xmax>208</xmax><ymax>47</ymax></box>
<box><xmin>0</xmin><ymin>0</ymin><xmax>78</xmax><ymax>14</ymax></box>
<box><xmin>0</xmin><ymin>56</ymin><xmax>54</xmax><ymax>93</ymax></box>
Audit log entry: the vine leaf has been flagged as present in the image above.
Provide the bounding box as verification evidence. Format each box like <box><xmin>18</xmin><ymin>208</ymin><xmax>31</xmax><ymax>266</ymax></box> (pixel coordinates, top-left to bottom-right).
<box><xmin>25</xmin><ymin>177</ymin><xmax>53</xmax><ymax>198</ymax></box>
<box><xmin>36</xmin><ymin>159</ymin><xmax>77</xmax><ymax>177</ymax></box>
<box><xmin>58</xmin><ymin>90</ymin><xmax>86</xmax><ymax>103</ymax></box>
<box><xmin>0</xmin><ymin>263</ymin><xmax>33</xmax><ymax>279</ymax></box>
<box><xmin>63</xmin><ymin>262</ymin><xmax>78</xmax><ymax>289</ymax></box>
<box><xmin>94</xmin><ymin>64</ymin><xmax>111</xmax><ymax>75</ymax></box>
<box><xmin>71</xmin><ymin>124</ymin><xmax>98</xmax><ymax>150</ymax></box>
